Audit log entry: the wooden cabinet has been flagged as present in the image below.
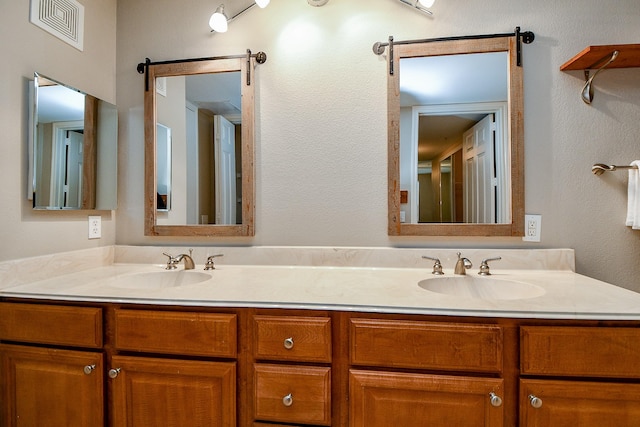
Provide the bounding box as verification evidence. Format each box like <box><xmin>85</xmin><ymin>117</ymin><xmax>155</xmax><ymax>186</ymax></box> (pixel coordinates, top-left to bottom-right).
<box><xmin>252</xmin><ymin>314</ymin><xmax>332</xmax><ymax>426</ymax></box>
<box><xmin>0</xmin><ymin>344</ymin><xmax>104</xmax><ymax>427</ymax></box>
<box><xmin>109</xmin><ymin>355</ymin><xmax>236</xmax><ymax>427</ymax></box>
<box><xmin>2</xmin><ymin>299</ymin><xmax>640</xmax><ymax>427</ymax></box>
<box><xmin>349</xmin><ymin>318</ymin><xmax>505</xmax><ymax>426</ymax></box>
<box><xmin>0</xmin><ymin>302</ymin><xmax>104</xmax><ymax>427</ymax></box>
<box><xmin>520</xmin><ymin>379</ymin><xmax>640</xmax><ymax>427</ymax></box>
<box><xmin>350</xmin><ymin>370</ymin><xmax>504</xmax><ymax>427</ymax></box>
<box><xmin>520</xmin><ymin>326</ymin><xmax>640</xmax><ymax>426</ymax></box>
<box><xmin>110</xmin><ymin>308</ymin><xmax>238</xmax><ymax>427</ymax></box>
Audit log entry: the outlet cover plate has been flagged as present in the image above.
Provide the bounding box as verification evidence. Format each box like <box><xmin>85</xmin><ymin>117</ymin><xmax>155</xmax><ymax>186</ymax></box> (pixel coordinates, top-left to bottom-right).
<box><xmin>522</xmin><ymin>214</ymin><xmax>541</xmax><ymax>242</ymax></box>
<box><xmin>88</xmin><ymin>216</ymin><xmax>101</xmax><ymax>239</ymax></box>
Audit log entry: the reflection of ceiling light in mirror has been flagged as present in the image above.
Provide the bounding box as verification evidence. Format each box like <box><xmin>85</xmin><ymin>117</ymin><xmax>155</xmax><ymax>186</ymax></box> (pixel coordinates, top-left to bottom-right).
<box><xmin>418</xmin><ymin>0</ymin><xmax>435</xmax><ymax>7</ymax></box>
<box><xmin>307</xmin><ymin>0</ymin><xmax>329</xmax><ymax>6</ymax></box>
<box><xmin>209</xmin><ymin>4</ymin><xmax>228</xmax><ymax>32</ymax></box>
<box><xmin>255</xmin><ymin>0</ymin><xmax>270</xmax><ymax>8</ymax></box>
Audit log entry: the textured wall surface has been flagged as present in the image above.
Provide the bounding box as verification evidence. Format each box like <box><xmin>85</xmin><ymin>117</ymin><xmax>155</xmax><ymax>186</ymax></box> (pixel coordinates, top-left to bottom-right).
<box><xmin>0</xmin><ymin>0</ymin><xmax>117</xmax><ymax>261</ymax></box>
<box><xmin>115</xmin><ymin>0</ymin><xmax>640</xmax><ymax>291</ymax></box>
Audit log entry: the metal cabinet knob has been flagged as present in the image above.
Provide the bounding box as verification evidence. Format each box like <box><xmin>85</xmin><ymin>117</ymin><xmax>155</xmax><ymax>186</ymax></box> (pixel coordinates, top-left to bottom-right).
<box><xmin>529</xmin><ymin>394</ymin><xmax>543</xmax><ymax>408</ymax></box>
<box><xmin>108</xmin><ymin>368</ymin><xmax>121</xmax><ymax>379</ymax></box>
<box><xmin>83</xmin><ymin>365</ymin><xmax>96</xmax><ymax>375</ymax></box>
<box><xmin>283</xmin><ymin>337</ymin><xmax>294</xmax><ymax>350</ymax></box>
<box><xmin>282</xmin><ymin>393</ymin><xmax>293</xmax><ymax>407</ymax></box>
<box><xmin>489</xmin><ymin>392</ymin><xmax>502</xmax><ymax>407</ymax></box>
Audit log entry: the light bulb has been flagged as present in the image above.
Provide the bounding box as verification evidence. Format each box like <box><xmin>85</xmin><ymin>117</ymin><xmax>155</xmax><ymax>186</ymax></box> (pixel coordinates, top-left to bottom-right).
<box><xmin>418</xmin><ymin>0</ymin><xmax>435</xmax><ymax>7</ymax></box>
<box><xmin>209</xmin><ymin>5</ymin><xmax>228</xmax><ymax>32</ymax></box>
<box><xmin>255</xmin><ymin>0</ymin><xmax>270</xmax><ymax>8</ymax></box>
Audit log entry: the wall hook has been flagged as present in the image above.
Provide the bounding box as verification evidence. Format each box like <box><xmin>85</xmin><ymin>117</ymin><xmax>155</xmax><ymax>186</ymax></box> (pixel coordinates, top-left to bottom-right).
<box><xmin>581</xmin><ymin>50</ymin><xmax>619</xmax><ymax>104</ymax></box>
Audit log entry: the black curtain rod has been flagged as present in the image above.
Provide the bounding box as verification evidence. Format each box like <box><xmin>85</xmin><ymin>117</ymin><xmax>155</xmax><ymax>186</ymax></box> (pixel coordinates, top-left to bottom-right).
<box><xmin>137</xmin><ymin>50</ymin><xmax>267</xmax><ymax>90</ymax></box>
<box><xmin>373</xmin><ymin>27</ymin><xmax>535</xmax><ymax>72</ymax></box>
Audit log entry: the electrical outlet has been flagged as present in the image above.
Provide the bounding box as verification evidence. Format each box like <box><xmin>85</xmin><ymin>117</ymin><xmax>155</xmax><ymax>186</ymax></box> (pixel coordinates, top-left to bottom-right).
<box><xmin>88</xmin><ymin>216</ymin><xmax>101</xmax><ymax>239</ymax></box>
<box><xmin>522</xmin><ymin>214</ymin><xmax>541</xmax><ymax>242</ymax></box>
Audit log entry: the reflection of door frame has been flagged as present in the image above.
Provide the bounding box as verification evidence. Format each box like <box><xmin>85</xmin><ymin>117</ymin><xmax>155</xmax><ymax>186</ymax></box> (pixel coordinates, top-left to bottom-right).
<box><xmin>51</xmin><ymin>120</ymin><xmax>84</xmax><ymax>207</ymax></box>
<box><xmin>410</xmin><ymin>102</ymin><xmax>508</xmax><ymax>224</ymax></box>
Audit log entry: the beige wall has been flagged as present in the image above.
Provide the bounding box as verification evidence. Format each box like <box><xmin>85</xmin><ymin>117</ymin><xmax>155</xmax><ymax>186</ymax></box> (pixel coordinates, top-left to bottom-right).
<box><xmin>2</xmin><ymin>0</ymin><xmax>639</xmax><ymax>292</ymax></box>
<box><xmin>115</xmin><ymin>0</ymin><xmax>640</xmax><ymax>291</ymax></box>
<box><xmin>0</xmin><ymin>0</ymin><xmax>117</xmax><ymax>260</ymax></box>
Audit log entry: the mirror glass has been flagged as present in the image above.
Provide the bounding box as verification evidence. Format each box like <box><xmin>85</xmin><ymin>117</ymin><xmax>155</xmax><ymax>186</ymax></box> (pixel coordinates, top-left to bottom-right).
<box><xmin>388</xmin><ymin>37</ymin><xmax>524</xmax><ymax>236</ymax></box>
<box><xmin>144</xmin><ymin>58</ymin><xmax>255</xmax><ymax>236</ymax></box>
<box><xmin>30</xmin><ymin>73</ymin><xmax>118</xmax><ymax>210</ymax></box>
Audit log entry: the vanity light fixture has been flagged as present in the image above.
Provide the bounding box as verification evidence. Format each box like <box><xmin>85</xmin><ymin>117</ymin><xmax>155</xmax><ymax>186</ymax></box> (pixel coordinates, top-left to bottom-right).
<box><xmin>395</xmin><ymin>0</ymin><xmax>435</xmax><ymax>16</ymax></box>
<box><xmin>209</xmin><ymin>0</ymin><xmax>270</xmax><ymax>33</ymax></box>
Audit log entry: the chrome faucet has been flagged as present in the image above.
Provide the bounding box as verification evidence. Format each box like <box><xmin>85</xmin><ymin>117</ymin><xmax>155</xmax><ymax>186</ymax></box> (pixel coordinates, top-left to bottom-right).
<box><xmin>174</xmin><ymin>253</ymin><xmax>195</xmax><ymax>270</ymax></box>
<box><xmin>454</xmin><ymin>252</ymin><xmax>473</xmax><ymax>275</ymax></box>
<box><xmin>163</xmin><ymin>250</ymin><xmax>195</xmax><ymax>270</ymax></box>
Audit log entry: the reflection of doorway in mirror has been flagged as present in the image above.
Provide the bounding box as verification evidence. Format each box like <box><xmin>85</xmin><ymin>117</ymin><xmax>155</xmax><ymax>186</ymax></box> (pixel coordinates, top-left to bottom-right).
<box><xmin>50</xmin><ymin>121</ymin><xmax>84</xmax><ymax>208</ymax></box>
<box><xmin>409</xmin><ymin>102</ymin><xmax>508</xmax><ymax>224</ymax></box>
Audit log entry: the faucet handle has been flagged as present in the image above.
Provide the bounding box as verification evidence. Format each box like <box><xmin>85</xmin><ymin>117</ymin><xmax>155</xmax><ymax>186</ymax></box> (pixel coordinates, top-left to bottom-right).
<box><xmin>478</xmin><ymin>257</ymin><xmax>502</xmax><ymax>276</ymax></box>
<box><xmin>422</xmin><ymin>256</ymin><xmax>444</xmax><ymax>275</ymax></box>
<box><xmin>162</xmin><ymin>253</ymin><xmax>178</xmax><ymax>270</ymax></box>
<box><xmin>204</xmin><ymin>254</ymin><xmax>224</xmax><ymax>270</ymax></box>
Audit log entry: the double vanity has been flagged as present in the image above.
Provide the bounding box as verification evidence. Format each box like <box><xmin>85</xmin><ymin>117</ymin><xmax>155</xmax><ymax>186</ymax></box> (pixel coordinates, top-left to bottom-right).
<box><xmin>1</xmin><ymin>246</ymin><xmax>640</xmax><ymax>426</ymax></box>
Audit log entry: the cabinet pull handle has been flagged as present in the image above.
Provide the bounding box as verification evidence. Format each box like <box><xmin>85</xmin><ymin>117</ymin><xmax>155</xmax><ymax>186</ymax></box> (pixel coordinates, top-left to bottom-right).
<box><xmin>283</xmin><ymin>337</ymin><xmax>294</xmax><ymax>350</ymax></box>
<box><xmin>108</xmin><ymin>368</ymin><xmax>121</xmax><ymax>379</ymax></box>
<box><xmin>282</xmin><ymin>393</ymin><xmax>293</xmax><ymax>407</ymax></box>
<box><xmin>83</xmin><ymin>365</ymin><xmax>96</xmax><ymax>375</ymax></box>
<box><xmin>489</xmin><ymin>392</ymin><xmax>502</xmax><ymax>407</ymax></box>
<box><xmin>529</xmin><ymin>394</ymin><xmax>543</xmax><ymax>408</ymax></box>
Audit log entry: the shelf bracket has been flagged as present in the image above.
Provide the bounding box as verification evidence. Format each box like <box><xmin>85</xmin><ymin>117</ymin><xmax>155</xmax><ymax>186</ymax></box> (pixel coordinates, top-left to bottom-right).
<box><xmin>581</xmin><ymin>50</ymin><xmax>619</xmax><ymax>104</ymax></box>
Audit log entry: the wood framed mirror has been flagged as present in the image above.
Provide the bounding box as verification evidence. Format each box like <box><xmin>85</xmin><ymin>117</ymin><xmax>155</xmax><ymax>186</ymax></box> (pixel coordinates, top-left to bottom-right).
<box><xmin>386</xmin><ymin>35</ymin><xmax>526</xmax><ymax>236</ymax></box>
<box><xmin>143</xmin><ymin>55</ymin><xmax>259</xmax><ymax>237</ymax></box>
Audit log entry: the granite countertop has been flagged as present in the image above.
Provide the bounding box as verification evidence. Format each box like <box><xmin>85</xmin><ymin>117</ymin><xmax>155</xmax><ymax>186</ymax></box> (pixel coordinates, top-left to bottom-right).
<box><xmin>2</xmin><ymin>254</ymin><xmax>640</xmax><ymax>320</ymax></box>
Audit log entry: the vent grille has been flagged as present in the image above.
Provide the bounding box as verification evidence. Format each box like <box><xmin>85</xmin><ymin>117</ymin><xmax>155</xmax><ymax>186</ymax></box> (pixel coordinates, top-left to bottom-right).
<box><xmin>30</xmin><ymin>0</ymin><xmax>84</xmax><ymax>51</ymax></box>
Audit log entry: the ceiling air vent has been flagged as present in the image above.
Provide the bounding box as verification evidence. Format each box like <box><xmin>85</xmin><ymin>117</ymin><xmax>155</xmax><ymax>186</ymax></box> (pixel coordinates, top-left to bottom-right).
<box><xmin>30</xmin><ymin>0</ymin><xmax>84</xmax><ymax>51</ymax></box>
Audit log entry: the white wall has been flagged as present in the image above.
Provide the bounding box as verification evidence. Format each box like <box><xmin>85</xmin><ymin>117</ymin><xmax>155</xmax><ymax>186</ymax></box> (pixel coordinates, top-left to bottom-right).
<box><xmin>115</xmin><ymin>0</ymin><xmax>640</xmax><ymax>291</ymax></box>
<box><xmin>0</xmin><ymin>0</ymin><xmax>117</xmax><ymax>260</ymax></box>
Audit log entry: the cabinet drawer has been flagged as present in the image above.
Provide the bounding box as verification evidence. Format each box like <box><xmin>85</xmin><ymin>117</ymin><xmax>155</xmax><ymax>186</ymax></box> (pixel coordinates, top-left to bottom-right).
<box><xmin>350</xmin><ymin>318</ymin><xmax>503</xmax><ymax>373</ymax></box>
<box><xmin>0</xmin><ymin>302</ymin><xmax>102</xmax><ymax>348</ymax></box>
<box><xmin>521</xmin><ymin>326</ymin><xmax>640</xmax><ymax>378</ymax></box>
<box><xmin>254</xmin><ymin>364</ymin><xmax>331</xmax><ymax>425</ymax></box>
<box><xmin>114</xmin><ymin>309</ymin><xmax>236</xmax><ymax>357</ymax></box>
<box><xmin>254</xmin><ymin>315</ymin><xmax>331</xmax><ymax>363</ymax></box>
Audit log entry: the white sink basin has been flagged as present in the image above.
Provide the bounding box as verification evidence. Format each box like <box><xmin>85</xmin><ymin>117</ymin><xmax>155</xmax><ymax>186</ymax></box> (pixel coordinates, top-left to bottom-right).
<box><xmin>418</xmin><ymin>275</ymin><xmax>545</xmax><ymax>300</ymax></box>
<box><xmin>108</xmin><ymin>270</ymin><xmax>212</xmax><ymax>289</ymax></box>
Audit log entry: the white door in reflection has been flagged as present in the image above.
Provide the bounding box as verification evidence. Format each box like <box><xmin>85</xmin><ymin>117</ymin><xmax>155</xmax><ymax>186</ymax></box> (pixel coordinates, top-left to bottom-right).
<box><xmin>214</xmin><ymin>115</ymin><xmax>236</xmax><ymax>224</ymax></box>
<box><xmin>463</xmin><ymin>114</ymin><xmax>495</xmax><ymax>223</ymax></box>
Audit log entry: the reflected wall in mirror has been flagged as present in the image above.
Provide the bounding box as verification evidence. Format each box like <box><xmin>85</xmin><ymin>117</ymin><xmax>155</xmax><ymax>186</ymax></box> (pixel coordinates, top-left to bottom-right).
<box><xmin>388</xmin><ymin>37</ymin><xmax>525</xmax><ymax>236</ymax></box>
<box><xmin>30</xmin><ymin>73</ymin><xmax>118</xmax><ymax>210</ymax></box>
<box><xmin>144</xmin><ymin>58</ymin><xmax>255</xmax><ymax>236</ymax></box>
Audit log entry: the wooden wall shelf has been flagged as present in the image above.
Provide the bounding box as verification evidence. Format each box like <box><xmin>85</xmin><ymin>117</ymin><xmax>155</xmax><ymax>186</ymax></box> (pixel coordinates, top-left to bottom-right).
<box><xmin>560</xmin><ymin>44</ymin><xmax>640</xmax><ymax>104</ymax></box>
<box><xmin>561</xmin><ymin>44</ymin><xmax>640</xmax><ymax>71</ymax></box>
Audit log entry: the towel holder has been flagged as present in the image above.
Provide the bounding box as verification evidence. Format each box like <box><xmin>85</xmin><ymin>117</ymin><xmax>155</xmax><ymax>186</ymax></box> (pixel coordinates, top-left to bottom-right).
<box><xmin>592</xmin><ymin>163</ymin><xmax>639</xmax><ymax>176</ymax></box>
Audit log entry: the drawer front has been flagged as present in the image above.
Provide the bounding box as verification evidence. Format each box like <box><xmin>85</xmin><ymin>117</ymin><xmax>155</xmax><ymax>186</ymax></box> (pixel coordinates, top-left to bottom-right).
<box><xmin>350</xmin><ymin>318</ymin><xmax>503</xmax><ymax>373</ymax></box>
<box><xmin>254</xmin><ymin>364</ymin><xmax>331</xmax><ymax>425</ymax></box>
<box><xmin>0</xmin><ymin>302</ymin><xmax>102</xmax><ymax>348</ymax></box>
<box><xmin>114</xmin><ymin>309</ymin><xmax>237</xmax><ymax>357</ymax></box>
<box><xmin>254</xmin><ymin>315</ymin><xmax>331</xmax><ymax>363</ymax></box>
<box><xmin>521</xmin><ymin>326</ymin><xmax>640</xmax><ymax>378</ymax></box>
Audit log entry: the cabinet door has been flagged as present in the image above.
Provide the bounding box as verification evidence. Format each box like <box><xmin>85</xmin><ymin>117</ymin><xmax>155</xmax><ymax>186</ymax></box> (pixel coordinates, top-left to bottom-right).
<box><xmin>520</xmin><ymin>379</ymin><xmax>640</xmax><ymax>427</ymax></box>
<box><xmin>109</xmin><ymin>355</ymin><xmax>236</xmax><ymax>427</ymax></box>
<box><xmin>350</xmin><ymin>370</ymin><xmax>504</xmax><ymax>427</ymax></box>
<box><xmin>0</xmin><ymin>344</ymin><xmax>104</xmax><ymax>427</ymax></box>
